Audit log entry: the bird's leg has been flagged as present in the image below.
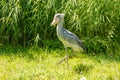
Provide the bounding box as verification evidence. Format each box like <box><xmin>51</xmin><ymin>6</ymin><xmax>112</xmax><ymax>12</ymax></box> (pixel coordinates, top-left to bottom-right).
<box><xmin>58</xmin><ymin>47</ymin><xmax>69</xmax><ymax>67</ymax></box>
<box><xmin>58</xmin><ymin>57</ymin><xmax>66</xmax><ymax>64</ymax></box>
<box><xmin>65</xmin><ymin>47</ymin><xmax>69</xmax><ymax>67</ymax></box>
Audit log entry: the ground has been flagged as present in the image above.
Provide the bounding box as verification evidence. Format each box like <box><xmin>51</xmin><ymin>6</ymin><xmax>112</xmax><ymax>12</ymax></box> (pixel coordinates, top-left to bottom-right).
<box><xmin>0</xmin><ymin>45</ymin><xmax>120</xmax><ymax>80</ymax></box>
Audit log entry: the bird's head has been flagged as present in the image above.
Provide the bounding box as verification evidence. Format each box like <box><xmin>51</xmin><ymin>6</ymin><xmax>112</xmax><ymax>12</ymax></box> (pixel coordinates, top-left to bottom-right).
<box><xmin>51</xmin><ymin>13</ymin><xmax>64</xmax><ymax>26</ymax></box>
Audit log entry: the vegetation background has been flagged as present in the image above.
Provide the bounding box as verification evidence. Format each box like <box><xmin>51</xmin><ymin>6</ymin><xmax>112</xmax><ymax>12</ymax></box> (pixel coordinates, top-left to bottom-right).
<box><xmin>0</xmin><ymin>0</ymin><xmax>120</xmax><ymax>54</ymax></box>
<box><xmin>0</xmin><ymin>0</ymin><xmax>120</xmax><ymax>80</ymax></box>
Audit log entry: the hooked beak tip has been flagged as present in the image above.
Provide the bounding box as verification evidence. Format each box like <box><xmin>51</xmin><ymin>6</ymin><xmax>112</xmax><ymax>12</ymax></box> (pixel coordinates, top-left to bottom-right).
<box><xmin>51</xmin><ymin>21</ymin><xmax>56</xmax><ymax>26</ymax></box>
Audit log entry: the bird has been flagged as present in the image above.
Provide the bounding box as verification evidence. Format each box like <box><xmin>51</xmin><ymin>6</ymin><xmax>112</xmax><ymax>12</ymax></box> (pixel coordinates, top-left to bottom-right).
<box><xmin>51</xmin><ymin>13</ymin><xmax>86</xmax><ymax>66</ymax></box>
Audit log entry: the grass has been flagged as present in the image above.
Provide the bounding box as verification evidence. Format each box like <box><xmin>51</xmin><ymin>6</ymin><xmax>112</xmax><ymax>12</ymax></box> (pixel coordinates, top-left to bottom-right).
<box><xmin>0</xmin><ymin>45</ymin><xmax>120</xmax><ymax>80</ymax></box>
<box><xmin>0</xmin><ymin>0</ymin><xmax>119</xmax><ymax>79</ymax></box>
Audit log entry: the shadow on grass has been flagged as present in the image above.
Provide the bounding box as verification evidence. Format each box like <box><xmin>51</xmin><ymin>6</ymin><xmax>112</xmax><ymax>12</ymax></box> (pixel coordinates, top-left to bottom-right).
<box><xmin>0</xmin><ymin>44</ymin><xmax>41</xmax><ymax>61</ymax></box>
<box><xmin>87</xmin><ymin>52</ymin><xmax>120</xmax><ymax>63</ymax></box>
<box><xmin>0</xmin><ymin>44</ymin><xmax>120</xmax><ymax>62</ymax></box>
<box><xmin>0</xmin><ymin>44</ymin><xmax>64</xmax><ymax>62</ymax></box>
<box><xmin>74</xmin><ymin>64</ymin><xmax>93</xmax><ymax>74</ymax></box>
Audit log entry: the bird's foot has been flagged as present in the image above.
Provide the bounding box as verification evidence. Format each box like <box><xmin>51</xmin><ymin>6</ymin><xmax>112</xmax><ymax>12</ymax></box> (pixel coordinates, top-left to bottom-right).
<box><xmin>58</xmin><ymin>56</ymin><xmax>68</xmax><ymax>64</ymax></box>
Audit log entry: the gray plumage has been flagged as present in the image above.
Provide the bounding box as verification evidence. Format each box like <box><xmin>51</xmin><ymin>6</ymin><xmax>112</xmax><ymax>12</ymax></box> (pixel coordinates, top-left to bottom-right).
<box><xmin>51</xmin><ymin>13</ymin><xmax>86</xmax><ymax>66</ymax></box>
<box><xmin>57</xmin><ymin>25</ymin><xmax>86</xmax><ymax>52</ymax></box>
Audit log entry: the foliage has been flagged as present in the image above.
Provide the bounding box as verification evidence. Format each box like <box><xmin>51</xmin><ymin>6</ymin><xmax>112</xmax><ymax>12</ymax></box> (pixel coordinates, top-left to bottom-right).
<box><xmin>0</xmin><ymin>0</ymin><xmax>120</xmax><ymax>53</ymax></box>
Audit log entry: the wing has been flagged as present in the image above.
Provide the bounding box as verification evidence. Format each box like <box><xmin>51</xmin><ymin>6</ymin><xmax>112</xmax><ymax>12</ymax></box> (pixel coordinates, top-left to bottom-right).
<box><xmin>59</xmin><ymin>28</ymin><xmax>86</xmax><ymax>50</ymax></box>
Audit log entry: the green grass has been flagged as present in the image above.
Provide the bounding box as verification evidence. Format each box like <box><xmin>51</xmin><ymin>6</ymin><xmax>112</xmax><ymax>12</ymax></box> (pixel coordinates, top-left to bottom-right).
<box><xmin>0</xmin><ymin>0</ymin><xmax>120</xmax><ymax>79</ymax></box>
<box><xmin>0</xmin><ymin>45</ymin><xmax>120</xmax><ymax>80</ymax></box>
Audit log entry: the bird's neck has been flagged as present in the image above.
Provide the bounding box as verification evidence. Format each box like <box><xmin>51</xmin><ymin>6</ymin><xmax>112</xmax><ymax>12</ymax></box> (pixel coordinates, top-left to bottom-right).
<box><xmin>56</xmin><ymin>22</ymin><xmax>64</xmax><ymax>37</ymax></box>
<box><xmin>57</xmin><ymin>21</ymin><xmax>64</xmax><ymax>29</ymax></box>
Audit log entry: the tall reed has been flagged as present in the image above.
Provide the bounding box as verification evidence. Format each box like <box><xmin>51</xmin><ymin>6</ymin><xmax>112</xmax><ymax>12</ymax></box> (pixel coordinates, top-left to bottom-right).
<box><xmin>0</xmin><ymin>0</ymin><xmax>120</xmax><ymax>53</ymax></box>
